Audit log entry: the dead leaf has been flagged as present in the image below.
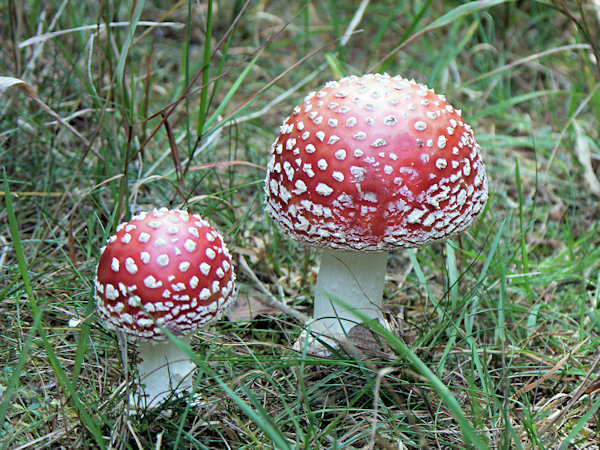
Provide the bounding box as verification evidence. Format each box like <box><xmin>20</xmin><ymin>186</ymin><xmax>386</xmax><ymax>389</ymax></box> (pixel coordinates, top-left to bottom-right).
<box><xmin>574</xmin><ymin>122</ymin><xmax>600</xmax><ymax>196</ymax></box>
<box><xmin>515</xmin><ymin>337</ymin><xmax>589</xmax><ymax>397</ymax></box>
<box><xmin>585</xmin><ymin>378</ymin><xmax>600</xmax><ymax>395</ymax></box>
<box><xmin>227</xmin><ymin>293</ymin><xmax>281</xmax><ymax>323</ymax></box>
<box><xmin>0</xmin><ymin>76</ymin><xmax>37</xmax><ymax>95</ymax></box>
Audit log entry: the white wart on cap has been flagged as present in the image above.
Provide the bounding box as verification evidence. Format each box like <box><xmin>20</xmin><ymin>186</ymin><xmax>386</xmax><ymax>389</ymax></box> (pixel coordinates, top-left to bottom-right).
<box><xmin>264</xmin><ymin>73</ymin><xmax>488</xmax><ymax>251</ymax></box>
<box><xmin>95</xmin><ymin>208</ymin><xmax>236</xmax><ymax>339</ymax></box>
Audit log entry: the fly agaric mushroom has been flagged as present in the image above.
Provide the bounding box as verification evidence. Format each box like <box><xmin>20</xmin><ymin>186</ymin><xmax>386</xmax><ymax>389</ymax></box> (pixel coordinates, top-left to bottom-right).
<box><xmin>95</xmin><ymin>208</ymin><xmax>236</xmax><ymax>408</ymax></box>
<box><xmin>264</xmin><ymin>73</ymin><xmax>488</xmax><ymax>346</ymax></box>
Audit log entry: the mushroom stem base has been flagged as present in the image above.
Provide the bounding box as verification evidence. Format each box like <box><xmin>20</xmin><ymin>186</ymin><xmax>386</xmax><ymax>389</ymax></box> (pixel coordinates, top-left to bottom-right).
<box><xmin>310</xmin><ymin>249</ymin><xmax>387</xmax><ymax>342</ymax></box>
<box><xmin>133</xmin><ymin>337</ymin><xmax>196</xmax><ymax>409</ymax></box>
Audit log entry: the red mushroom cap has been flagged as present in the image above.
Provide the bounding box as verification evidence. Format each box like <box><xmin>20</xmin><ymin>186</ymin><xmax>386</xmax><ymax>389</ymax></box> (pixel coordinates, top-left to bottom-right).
<box><xmin>95</xmin><ymin>208</ymin><xmax>236</xmax><ymax>340</ymax></box>
<box><xmin>264</xmin><ymin>73</ymin><xmax>488</xmax><ymax>251</ymax></box>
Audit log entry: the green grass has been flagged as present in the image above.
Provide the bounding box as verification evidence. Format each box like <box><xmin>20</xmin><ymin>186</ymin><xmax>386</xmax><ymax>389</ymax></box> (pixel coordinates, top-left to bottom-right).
<box><xmin>2</xmin><ymin>0</ymin><xmax>600</xmax><ymax>448</ymax></box>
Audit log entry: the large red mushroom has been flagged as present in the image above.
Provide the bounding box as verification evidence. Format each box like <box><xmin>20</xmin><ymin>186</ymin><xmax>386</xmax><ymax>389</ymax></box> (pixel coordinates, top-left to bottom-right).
<box><xmin>95</xmin><ymin>208</ymin><xmax>236</xmax><ymax>407</ymax></box>
<box><xmin>264</xmin><ymin>73</ymin><xmax>488</xmax><ymax>347</ymax></box>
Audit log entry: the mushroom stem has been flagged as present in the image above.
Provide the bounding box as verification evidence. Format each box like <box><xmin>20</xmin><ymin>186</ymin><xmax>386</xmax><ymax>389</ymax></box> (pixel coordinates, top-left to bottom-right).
<box><xmin>311</xmin><ymin>249</ymin><xmax>388</xmax><ymax>339</ymax></box>
<box><xmin>134</xmin><ymin>337</ymin><xmax>196</xmax><ymax>408</ymax></box>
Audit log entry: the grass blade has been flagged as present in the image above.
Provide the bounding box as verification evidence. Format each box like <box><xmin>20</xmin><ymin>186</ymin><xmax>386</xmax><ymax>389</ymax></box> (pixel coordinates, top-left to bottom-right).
<box><xmin>201</xmin><ymin>53</ymin><xmax>261</xmax><ymax>133</ymax></box>
<box><xmin>196</xmin><ymin>0</ymin><xmax>214</xmax><ymax>136</ymax></box>
<box><xmin>0</xmin><ymin>309</ymin><xmax>42</xmax><ymax>436</ymax></box>
<box><xmin>3</xmin><ymin>171</ymin><xmax>37</xmax><ymax>312</ymax></box>
<box><xmin>328</xmin><ymin>297</ymin><xmax>490</xmax><ymax>449</ymax></box>
<box><xmin>162</xmin><ymin>331</ymin><xmax>291</xmax><ymax>449</ymax></box>
<box><xmin>3</xmin><ymin>172</ymin><xmax>106</xmax><ymax>448</ymax></box>
<box><xmin>116</xmin><ymin>0</ymin><xmax>146</xmax><ymax>123</ymax></box>
<box><xmin>558</xmin><ymin>396</ymin><xmax>600</xmax><ymax>449</ymax></box>
<box><xmin>374</xmin><ymin>0</ymin><xmax>512</xmax><ymax>70</ymax></box>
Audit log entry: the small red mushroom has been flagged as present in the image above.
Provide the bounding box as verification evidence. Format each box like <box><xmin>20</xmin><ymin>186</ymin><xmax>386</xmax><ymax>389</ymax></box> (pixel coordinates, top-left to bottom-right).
<box><xmin>95</xmin><ymin>208</ymin><xmax>236</xmax><ymax>407</ymax></box>
<box><xmin>264</xmin><ymin>73</ymin><xmax>488</xmax><ymax>347</ymax></box>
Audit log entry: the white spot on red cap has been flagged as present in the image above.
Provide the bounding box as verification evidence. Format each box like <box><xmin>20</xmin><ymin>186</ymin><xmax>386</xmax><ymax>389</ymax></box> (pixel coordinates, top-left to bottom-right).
<box><xmin>294</xmin><ymin>179</ymin><xmax>308</xmax><ymax>194</ymax></box>
<box><xmin>156</xmin><ymin>254</ymin><xmax>169</xmax><ymax>267</ymax></box>
<box><xmin>407</xmin><ymin>208</ymin><xmax>427</xmax><ymax>224</ymax></box>
<box><xmin>137</xmin><ymin>318</ymin><xmax>154</xmax><ymax>328</ymax></box>
<box><xmin>283</xmin><ymin>161</ymin><xmax>294</xmax><ymax>181</ymax></box>
<box><xmin>363</xmin><ymin>192</ymin><xmax>378</xmax><ymax>203</ymax></box>
<box><xmin>414</xmin><ymin>121</ymin><xmax>427</xmax><ymax>131</ymax></box>
<box><xmin>384</xmin><ymin>115</ymin><xmax>398</xmax><ymax>125</ymax></box>
<box><xmin>457</xmin><ymin>189</ymin><xmax>467</xmax><ymax>206</ymax></box>
<box><xmin>169</xmin><ymin>283</ymin><xmax>183</xmax><ymax>292</ymax></box>
<box><xmin>302</xmin><ymin>163</ymin><xmax>315</xmax><ymax>177</ymax></box>
<box><xmin>200</xmin><ymin>262</ymin><xmax>211</xmax><ymax>276</ymax></box>
<box><xmin>436</xmin><ymin>158</ymin><xmax>447</xmax><ymax>169</ymax></box>
<box><xmin>125</xmin><ymin>257</ymin><xmax>138</xmax><ymax>274</ymax></box>
<box><xmin>350</xmin><ymin>166</ymin><xmax>366</xmax><ymax>181</ymax></box>
<box><xmin>184</xmin><ymin>239</ymin><xmax>197</xmax><ymax>252</ymax></box>
<box><xmin>463</xmin><ymin>159</ymin><xmax>471</xmax><ymax>176</ymax></box>
<box><xmin>105</xmin><ymin>284</ymin><xmax>119</xmax><ymax>300</ymax></box>
<box><xmin>118</xmin><ymin>282</ymin><xmax>128</xmax><ymax>296</ymax></box>
<box><xmin>437</xmin><ymin>135</ymin><xmax>448</xmax><ymax>149</ymax></box>
<box><xmin>144</xmin><ymin>275</ymin><xmax>162</xmax><ymax>289</ymax></box>
<box><xmin>316</xmin><ymin>183</ymin><xmax>334</xmax><ymax>196</ymax></box>
<box><xmin>140</xmin><ymin>252</ymin><xmax>150</xmax><ymax>264</ymax></box>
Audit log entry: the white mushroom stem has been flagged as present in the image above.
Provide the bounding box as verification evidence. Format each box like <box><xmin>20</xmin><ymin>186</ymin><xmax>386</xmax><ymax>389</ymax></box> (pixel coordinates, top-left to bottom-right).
<box><xmin>310</xmin><ymin>249</ymin><xmax>388</xmax><ymax>339</ymax></box>
<box><xmin>133</xmin><ymin>337</ymin><xmax>196</xmax><ymax>408</ymax></box>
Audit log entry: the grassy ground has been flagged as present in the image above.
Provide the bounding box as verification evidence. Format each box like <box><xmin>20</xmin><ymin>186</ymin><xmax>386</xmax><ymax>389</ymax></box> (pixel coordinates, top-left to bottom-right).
<box><xmin>1</xmin><ymin>0</ymin><xmax>600</xmax><ymax>448</ymax></box>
